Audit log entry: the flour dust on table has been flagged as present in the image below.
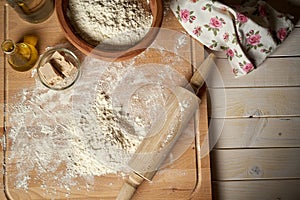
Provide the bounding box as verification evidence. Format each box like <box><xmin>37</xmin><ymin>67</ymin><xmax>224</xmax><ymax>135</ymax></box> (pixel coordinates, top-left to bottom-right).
<box><xmin>6</xmin><ymin>34</ymin><xmax>196</xmax><ymax>195</ymax></box>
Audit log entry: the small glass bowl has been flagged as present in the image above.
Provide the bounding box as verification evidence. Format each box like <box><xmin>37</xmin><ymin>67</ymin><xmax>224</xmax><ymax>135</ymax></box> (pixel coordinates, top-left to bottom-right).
<box><xmin>37</xmin><ymin>48</ymin><xmax>80</xmax><ymax>90</ymax></box>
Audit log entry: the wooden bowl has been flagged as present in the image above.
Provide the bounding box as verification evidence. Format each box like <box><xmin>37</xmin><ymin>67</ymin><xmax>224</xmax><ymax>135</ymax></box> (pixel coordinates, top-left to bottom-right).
<box><xmin>56</xmin><ymin>0</ymin><xmax>163</xmax><ymax>61</ymax></box>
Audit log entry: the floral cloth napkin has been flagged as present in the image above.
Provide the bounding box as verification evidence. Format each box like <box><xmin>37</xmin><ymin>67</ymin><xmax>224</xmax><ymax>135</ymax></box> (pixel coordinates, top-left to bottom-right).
<box><xmin>170</xmin><ymin>0</ymin><xmax>294</xmax><ymax>77</ymax></box>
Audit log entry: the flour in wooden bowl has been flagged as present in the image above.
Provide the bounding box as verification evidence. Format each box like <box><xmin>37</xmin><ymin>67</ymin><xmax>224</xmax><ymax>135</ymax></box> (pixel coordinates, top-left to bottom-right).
<box><xmin>67</xmin><ymin>0</ymin><xmax>153</xmax><ymax>47</ymax></box>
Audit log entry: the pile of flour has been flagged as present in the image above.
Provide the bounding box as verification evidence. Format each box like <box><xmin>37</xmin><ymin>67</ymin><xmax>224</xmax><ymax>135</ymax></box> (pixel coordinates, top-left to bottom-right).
<box><xmin>67</xmin><ymin>0</ymin><xmax>153</xmax><ymax>47</ymax></box>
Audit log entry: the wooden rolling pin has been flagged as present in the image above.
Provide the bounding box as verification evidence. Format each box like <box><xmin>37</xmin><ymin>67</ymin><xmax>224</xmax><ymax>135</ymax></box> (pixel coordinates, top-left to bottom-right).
<box><xmin>116</xmin><ymin>53</ymin><xmax>216</xmax><ymax>200</ymax></box>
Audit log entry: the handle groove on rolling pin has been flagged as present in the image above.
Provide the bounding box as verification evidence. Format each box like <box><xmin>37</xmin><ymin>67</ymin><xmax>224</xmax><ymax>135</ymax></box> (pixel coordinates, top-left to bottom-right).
<box><xmin>116</xmin><ymin>53</ymin><xmax>216</xmax><ymax>200</ymax></box>
<box><xmin>116</xmin><ymin>172</ymin><xmax>144</xmax><ymax>200</ymax></box>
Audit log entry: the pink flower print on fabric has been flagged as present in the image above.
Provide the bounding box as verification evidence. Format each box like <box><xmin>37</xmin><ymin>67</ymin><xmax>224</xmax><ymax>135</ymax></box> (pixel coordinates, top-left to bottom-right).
<box><xmin>232</xmin><ymin>68</ymin><xmax>241</xmax><ymax>76</ymax></box>
<box><xmin>277</xmin><ymin>28</ymin><xmax>288</xmax><ymax>42</ymax></box>
<box><xmin>180</xmin><ymin>9</ymin><xmax>191</xmax><ymax>23</ymax></box>
<box><xmin>223</xmin><ymin>32</ymin><xmax>229</xmax><ymax>42</ymax></box>
<box><xmin>190</xmin><ymin>15</ymin><xmax>196</xmax><ymax>22</ymax></box>
<box><xmin>210</xmin><ymin>17</ymin><xmax>223</xmax><ymax>28</ymax></box>
<box><xmin>243</xmin><ymin>63</ymin><xmax>254</xmax><ymax>73</ymax></box>
<box><xmin>176</xmin><ymin>6</ymin><xmax>196</xmax><ymax>23</ymax></box>
<box><xmin>239</xmin><ymin>61</ymin><xmax>254</xmax><ymax>73</ymax></box>
<box><xmin>193</xmin><ymin>26</ymin><xmax>202</xmax><ymax>36</ymax></box>
<box><xmin>170</xmin><ymin>0</ymin><xmax>294</xmax><ymax>77</ymax></box>
<box><xmin>210</xmin><ymin>40</ymin><xmax>218</xmax><ymax>49</ymax></box>
<box><xmin>247</xmin><ymin>34</ymin><xmax>261</xmax><ymax>46</ymax></box>
<box><xmin>246</xmin><ymin>30</ymin><xmax>263</xmax><ymax>51</ymax></box>
<box><xmin>205</xmin><ymin>16</ymin><xmax>225</xmax><ymax>36</ymax></box>
<box><xmin>260</xmin><ymin>46</ymin><xmax>273</xmax><ymax>54</ymax></box>
<box><xmin>202</xmin><ymin>3</ymin><xmax>212</xmax><ymax>12</ymax></box>
<box><xmin>237</xmin><ymin>13</ymin><xmax>248</xmax><ymax>24</ymax></box>
<box><xmin>225</xmin><ymin>49</ymin><xmax>234</xmax><ymax>60</ymax></box>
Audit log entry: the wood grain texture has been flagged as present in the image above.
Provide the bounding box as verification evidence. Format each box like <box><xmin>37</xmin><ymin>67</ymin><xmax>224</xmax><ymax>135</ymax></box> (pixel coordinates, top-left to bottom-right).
<box><xmin>0</xmin><ymin>1</ymin><xmax>6</xmax><ymax>199</ymax></box>
<box><xmin>200</xmin><ymin>0</ymin><xmax>300</xmax><ymax>199</ymax></box>
<box><xmin>0</xmin><ymin>129</ymin><xmax>5</xmax><ymax>200</ymax></box>
<box><xmin>213</xmin><ymin>179</ymin><xmax>300</xmax><ymax>200</ymax></box>
<box><xmin>211</xmin><ymin>148</ymin><xmax>300</xmax><ymax>180</ymax></box>
<box><xmin>3</xmin><ymin>119</ymin><xmax>201</xmax><ymax>199</ymax></box>
<box><xmin>1</xmin><ymin>4</ymin><xmax>211</xmax><ymax>200</ymax></box>
<box><xmin>209</xmin><ymin>87</ymin><xmax>300</xmax><ymax>118</ymax></box>
<box><xmin>207</xmin><ymin>57</ymin><xmax>300</xmax><ymax>88</ymax></box>
<box><xmin>211</xmin><ymin>117</ymin><xmax>300</xmax><ymax>148</ymax></box>
<box><xmin>0</xmin><ymin>2</ymin><xmax>5</xmax><ymax>127</ymax></box>
<box><xmin>191</xmin><ymin>90</ymin><xmax>212</xmax><ymax>200</ymax></box>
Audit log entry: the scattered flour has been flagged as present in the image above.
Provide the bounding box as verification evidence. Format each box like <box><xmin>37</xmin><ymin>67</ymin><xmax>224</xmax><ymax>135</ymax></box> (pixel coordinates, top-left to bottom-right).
<box><xmin>5</xmin><ymin>30</ymin><xmax>197</xmax><ymax>195</ymax></box>
<box><xmin>67</xmin><ymin>0</ymin><xmax>153</xmax><ymax>47</ymax></box>
<box><xmin>7</xmin><ymin>74</ymin><xmax>142</xmax><ymax>192</ymax></box>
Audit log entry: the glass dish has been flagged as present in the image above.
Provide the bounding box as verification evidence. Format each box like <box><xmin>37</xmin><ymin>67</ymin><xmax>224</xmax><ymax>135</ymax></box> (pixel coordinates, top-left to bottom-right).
<box><xmin>37</xmin><ymin>47</ymin><xmax>80</xmax><ymax>90</ymax></box>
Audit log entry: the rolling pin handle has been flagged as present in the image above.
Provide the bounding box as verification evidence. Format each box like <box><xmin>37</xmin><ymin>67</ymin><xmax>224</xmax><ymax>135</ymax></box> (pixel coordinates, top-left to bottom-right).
<box><xmin>116</xmin><ymin>172</ymin><xmax>145</xmax><ymax>200</ymax></box>
<box><xmin>117</xmin><ymin>54</ymin><xmax>216</xmax><ymax>199</ymax></box>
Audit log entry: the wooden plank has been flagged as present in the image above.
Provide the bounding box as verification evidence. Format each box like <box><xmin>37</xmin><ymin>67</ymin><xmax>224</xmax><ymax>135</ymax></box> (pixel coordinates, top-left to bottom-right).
<box><xmin>207</xmin><ymin>57</ymin><xmax>300</xmax><ymax>88</ymax></box>
<box><xmin>0</xmin><ymin>129</ymin><xmax>6</xmax><ymax>200</ymax></box>
<box><xmin>0</xmin><ymin>1</ymin><xmax>5</xmax><ymax>126</ymax></box>
<box><xmin>5</xmin><ymin>168</ymin><xmax>198</xmax><ymax>200</ymax></box>
<box><xmin>190</xmin><ymin>90</ymin><xmax>212</xmax><ymax>200</ymax></box>
<box><xmin>211</xmin><ymin>117</ymin><xmax>300</xmax><ymax>148</ymax></box>
<box><xmin>209</xmin><ymin>87</ymin><xmax>300</xmax><ymax>118</ymax></box>
<box><xmin>4</xmin><ymin>131</ymin><xmax>199</xmax><ymax>199</ymax></box>
<box><xmin>0</xmin><ymin>0</ymin><xmax>4</xmax><ymax>104</ymax></box>
<box><xmin>207</xmin><ymin>2</ymin><xmax>300</xmax><ymax>200</ymax></box>
<box><xmin>211</xmin><ymin>148</ymin><xmax>300</xmax><ymax>180</ymax></box>
<box><xmin>213</xmin><ymin>179</ymin><xmax>300</xmax><ymax>200</ymax></box>
<box><xmin>209</xmin><ymin>28</ymin><xmax>300</xmax><ymax>58</ymax></box>
<box><xmin>2</xmin><ymin>6</ymin><xmax>210</xmax><ymax>200</ymax></box>
<box><xmin>0</xmin><ymin>1</ymin><xmax>6</xmax><ymax>199</ymax></box>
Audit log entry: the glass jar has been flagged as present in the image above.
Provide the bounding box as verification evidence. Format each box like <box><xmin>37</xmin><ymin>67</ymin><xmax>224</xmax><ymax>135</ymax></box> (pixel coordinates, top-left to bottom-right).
<box><xmin>1</xmin><ymin>39</ymin><xmax>39</xmax><ymax>72</ymax></box>
<box><xmin>37</xmin><ymin>48</ymin><xmax>81</xmax><ymax>90</ymax></box>
<box><xmin>6</xmin><ymin>0</ymin><xmax>54</xmax><ymax>24</ymax></box>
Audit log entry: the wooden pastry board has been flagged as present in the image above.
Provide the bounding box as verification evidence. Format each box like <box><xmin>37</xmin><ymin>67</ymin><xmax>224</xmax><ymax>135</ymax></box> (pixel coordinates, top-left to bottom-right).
<box><xmin>0</xmin><ymin>1</ymin><xmax>212</xmax><ymax>199</ymax></box>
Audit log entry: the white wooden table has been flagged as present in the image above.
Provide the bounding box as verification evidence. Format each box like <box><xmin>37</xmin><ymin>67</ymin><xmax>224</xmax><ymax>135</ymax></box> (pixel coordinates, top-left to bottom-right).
<box><xmin>209</xmin><ymin>0</ymin><xmax>300</xmax><ymax>199</ymax></box>
<box><xmin>0</xmin><ymin>1</ymin><xmax>212</xmax><ymax>199</ymax></box>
